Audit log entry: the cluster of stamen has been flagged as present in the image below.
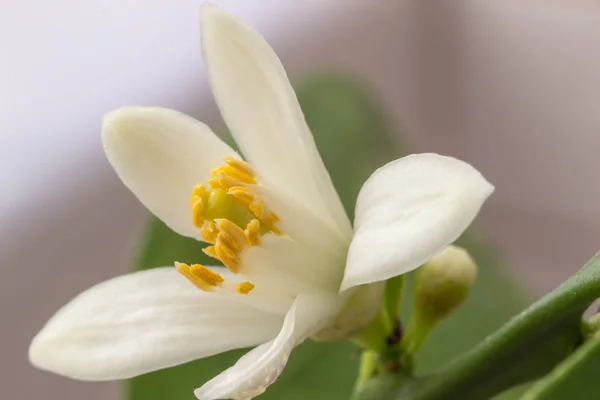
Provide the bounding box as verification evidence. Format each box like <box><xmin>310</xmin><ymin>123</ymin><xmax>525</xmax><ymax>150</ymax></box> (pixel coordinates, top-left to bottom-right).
<box><xmin>177</xmin><ymin>156</ymin><xmax>280</xmax><ymax>295</ymax></box>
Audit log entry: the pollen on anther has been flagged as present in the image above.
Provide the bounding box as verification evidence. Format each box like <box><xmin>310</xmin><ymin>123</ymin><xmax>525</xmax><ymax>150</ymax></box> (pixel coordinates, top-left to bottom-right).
<box><xmin>245</xmin><ymin>219</ymin><xmax>261</xmax><ymax>246</ymax></box>
<box><xmin>201</xmin><ymin>221</ymin><xmax>218</xmax><ymax>243</ymax></box>
<box><xmin>175</xmin><ymin>262</ymin><xmax>223</xmax><ymax>291</ymax></box>
<box><xmin>216</xmin><ymin>219</ymin><xmax>248</xmax><ymax>249</ymax></box>
<box><xmin>236</xmin><ymin>281</ymin><xmax>255</xmax><ymax>295</ymax></box>
<box><xmin>189</xmin><ymin>264</ymin><xmax>224</xmax><ymax>286</ymax></box>
<box><xmin>224</xmin><ymin>156</ymin><xmax>255</xmax><ymax>177</ymax></box>
<box><xmin>190</xmin><ymin>184</ymin><xmax>207</xmax><ymax>228</ymax></box>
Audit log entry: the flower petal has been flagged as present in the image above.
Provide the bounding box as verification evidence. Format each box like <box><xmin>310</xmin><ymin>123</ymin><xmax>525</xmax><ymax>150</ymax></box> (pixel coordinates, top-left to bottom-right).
<box><xmin>242</xmin><ymin>234</ymin><xmax>345</xmax><ymax>297</ymax></box>
<box><xmin>29</xmin><ymin>268</ymin><xmax>283</xmax><ymax>380</ymax></box>
<box><xmin>103</xmin><ymin>107</ymin><xmax>238</xmax><ymax>239</ymax></box>
<box><xmin>200</xmin><ymin>4</ymin><xmax>352</xmax><ymax>239</ymax></box>
<box><xmin>341</xmin><ymin>154</ymin><xmax>494</xmax><ymax>290</ymax></box>
<box><xmin>194</xmin><ymin>292</ymin><xmax>344</xmax><ymax>400</ymax></box>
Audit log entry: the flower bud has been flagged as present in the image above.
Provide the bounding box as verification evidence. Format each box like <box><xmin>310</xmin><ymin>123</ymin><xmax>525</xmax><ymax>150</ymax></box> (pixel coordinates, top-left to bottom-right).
<box><xmin>401</xmin><ymin>245</ymin><xmax>477</xmax><ymax>355</ymax></box>
<box><xmin>414</xmin><ymin>245</ymin><xmax>477</xmax><ymax>320</ymax></box>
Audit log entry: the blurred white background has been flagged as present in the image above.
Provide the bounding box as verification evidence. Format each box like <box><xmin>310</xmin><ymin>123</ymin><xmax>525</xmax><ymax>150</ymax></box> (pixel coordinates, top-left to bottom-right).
<box><xmin>1</xmin><ymin>0</ymin><xmax>600</xmax><ymax>398</ymax></box>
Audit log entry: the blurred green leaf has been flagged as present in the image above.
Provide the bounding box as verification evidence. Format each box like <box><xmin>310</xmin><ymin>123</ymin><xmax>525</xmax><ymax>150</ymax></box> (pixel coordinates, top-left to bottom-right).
<box><xmin>127</xmin><ymin>74</ymin><xmax>529</xmax><ymax>400</ymax></box>
<box><xmin>520</xmin><ymin>332</ymin><xmax>600</xmax><ymax>399</ymax></box>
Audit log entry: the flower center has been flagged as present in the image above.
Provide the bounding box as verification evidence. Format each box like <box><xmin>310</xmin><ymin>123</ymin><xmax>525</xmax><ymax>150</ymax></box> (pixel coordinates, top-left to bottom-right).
<box><xmin>177</xmin><ymin>156</ymin><xmax>280</xmax><ymax>295</ymax></box>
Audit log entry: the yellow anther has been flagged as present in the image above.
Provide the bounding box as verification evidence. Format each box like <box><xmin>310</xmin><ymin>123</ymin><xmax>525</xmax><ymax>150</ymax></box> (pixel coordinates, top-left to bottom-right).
<box><xmin>214</xmin><ymin>243</ymin><xmax>242</xmax><ymax>273</ymax></box>
<box><xmin>191</xmin><ymin>200</ymin><xmax>204</xmax><ymax>228</ymax></box>
<box><xmin>202</xmin><ymin>245</ymin><xmax>219</xmax><ymax>260</ymax></box>
<box><xmin>192</xmin><ymin>184</ymin><xmax>207</xmax><ymax>198</ymax></box>
<box><xmin>245</xmin><ymin>219</ymin><xmax>261</xmax><ymax>246</ymax></box>
<box><xmin>189</xmin><ymin>264</ymin><xmax>224</xmax><ymax>285</ymax></box>
<box><xmin>190</xmin><ymin>184</ymin><xmax>208</xmax><ymax>228</ymax></box>
<box><xmin>249</xmin><ymin>202</ymin><xmax>264</xmax><ymax>218</ymax></box>
<box><xmin>211</xmin><ymin>172</ymin><xmax>244</xmax><ymax>191</ymax></box>
<box><xmin>236</xmin><ymin>281</ymin><xmax>255</xmax><ymax>295</ymax></box>
<box><xmin>215</xmin><ymin>219</ymin><xmax>248</xmax><ymax>251</ymax></box>
<box><xmin>212</xmin><ymin>165</ymin><xmax>256</xmax><ymax>185</ymax></box>
<box><xmin>208</xmin><ymin>177</ymin><xmax>221</xmax><ymax>189</ymax></box>
<box><xmin>227</xmin><ymin>186</ymin><xmax>256</xmax><ymax>207</ymax></box>
<box><xmin>175</xmin><ymin>262</ymin><xmax>223</xmax><ymax>291</ymax></box>
<box><xmin>209</xmin><ymin>157</ymin><xmax>257</xmax><ymax>191</ymax></box>
<box><xmin>224</xmin><ymin>156</ymin><xmax>255</xmax><ymax>178</ymax></box>
<box><xmin>200</xmin><ymin>221</ymin><xmax>218</xmax><ymax>243</ymax></box>
<box><xmin>228</xmin><ymin>185</ymin><xmax>281</xmax><ymax>235</ymax></box>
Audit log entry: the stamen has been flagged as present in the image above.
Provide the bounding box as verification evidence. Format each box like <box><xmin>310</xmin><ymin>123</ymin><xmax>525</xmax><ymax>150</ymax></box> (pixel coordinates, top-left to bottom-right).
<box><xmin>189</xmin><ymin>264</ymin><xmax>224</xmax><ymax>285</ymax></box>
<box><xmin>224</xmin><ymin>156</ymin><xmax>255</xmax><ymax>177</ymax></box>
<box><xmin>236</xmin><ymin>281</ymin><xmax>255</xmax><ymax>295</ymax></box>
<box><xmin>227</xmin><ymin>186</ymin><xmax>256</xmax><ymax>207</ymax></box>
<box><xmin>182</xmin><ymin>157</ymin><xmax>285</xmax><ymax>294</ymax></box>
<box><xmin>216</xmin><ymin>219</ymin><xmax>247</xmax><ymax>248</ymax></box>
<box><xmin>211</xmin><ymin>166</ymin><xmax>256</xmax><ymax>190</ymax></box>
<box><xmin>202</xmin><ymin>245</ymin><xmax>219</xmax><ymax>260</ymax></box>
<box><xmin>228</xmin><ymin>185</ymin><xmax>281</xmax><ymax>235</ymax></box>
<box><xmin>175</xmin><ymin>262</ymin><xmax>223</xmax><ymax>291</ymax></box>
<box><xmin>190</xmin><ymin>184</ymin><xmax>207</xmax><ymax>228</ymax></box>
<box><xmin>245</xmin><ymin>219</ymin><xmax>261</xmax><ymax>246</ymax></box>
<box><xmin>200</xmin><ymin>221</ymin><xmax>218</xmax><ymax>243</ymax></box>
<box><xmin>214</xmin><ymin>242</ymin><xmax>242</xmax><ymax>273</ymax></box>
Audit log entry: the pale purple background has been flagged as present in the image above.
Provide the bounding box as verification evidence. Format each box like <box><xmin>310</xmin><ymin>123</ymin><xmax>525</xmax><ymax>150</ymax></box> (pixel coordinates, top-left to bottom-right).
<box><xmin>1</xmin><ymin>0</ymin><xmax>600</xmax><ymax>398</ymax></box>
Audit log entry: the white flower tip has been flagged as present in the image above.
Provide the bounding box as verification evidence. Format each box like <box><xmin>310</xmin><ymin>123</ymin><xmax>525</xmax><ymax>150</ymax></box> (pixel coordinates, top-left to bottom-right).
<box><xmin>200</xmin><ymin>2</ymin><xmax>233</xmax><ymax>27</ymax></box>
<box><xmin>28</xmin><ymin>331</ymin><xmax>46</xmax><ymax>369</ymax></box>
<box><xmin>101</xmin><ymin>107</ymin><xmax>138</xmax><ymax>150</ymax></box>
<box><xmin>28</xmin><ymin>325</ymin><xmax>74</xmax><ymax>379</ymax></box>
<box><xmin>200</xmin><ymin>2</ymin><xmax>254</xmax><ymax>47</ymax></box>
<box><xmin>102</xmin><ymin>107</ymin><xmax>147</xmax><ymax>139</ymax></box>
<box><xmin>101</xmin><ymin>107</ymin><xmax>192</xmax><ymax>153</ymax></box>
<box><xmin>478</xmin><ymin>173</ymin><xmax>495</xmax><ymax>202</ymax></box>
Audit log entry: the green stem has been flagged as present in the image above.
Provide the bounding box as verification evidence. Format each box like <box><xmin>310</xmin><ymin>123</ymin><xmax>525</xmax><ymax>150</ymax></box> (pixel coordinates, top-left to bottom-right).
<box><xmin>384</xmin><ymin>275</ymin><xmax>405</xmax><ymax>326</ymax></box>
<box><xmin>400</xmin><ymin>311</ymin><xmax>436</xmax><ymax>356</ymax></box>
<box><xmin>355</xmin><ymin>253</ymin><xmax>600</xmax><ymax>400</ymax></box>
<box><xmin>354</xmin><ymin>309</ymin><xmax>392</xmax><ymax>355</ymax></box>
<box><xmin>356</xmin><ymin>350</ymin><xmax>380</xmax><ymax>392</ymax></box>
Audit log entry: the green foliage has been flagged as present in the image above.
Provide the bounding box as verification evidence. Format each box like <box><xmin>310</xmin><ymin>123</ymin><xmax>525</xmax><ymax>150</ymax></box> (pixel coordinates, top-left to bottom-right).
<box><xmin>520</xmin><ymin>332</ymin><xmax>600</xmax><ymax>399</ymax></box>
<box><xmin>356</xmin><ymin>253</ymin><xmax>600</xmax><ymax>400</ymax></box>
<box><xmin>127</xmin><ymin>74</ymin><xmax>529</xmax><ymax>400</ymax></box>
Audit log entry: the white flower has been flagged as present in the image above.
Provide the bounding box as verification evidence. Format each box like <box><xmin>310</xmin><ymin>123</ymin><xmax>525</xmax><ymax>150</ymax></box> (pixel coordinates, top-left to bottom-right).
<box><xmin>28</xmin><ymin>4</ymin><xmax>494</xmax><ymax>400</ymax></box>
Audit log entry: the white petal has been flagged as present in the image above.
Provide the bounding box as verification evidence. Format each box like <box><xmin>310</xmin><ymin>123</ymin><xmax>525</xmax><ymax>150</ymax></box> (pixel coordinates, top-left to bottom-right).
<box><xmin>29</xmin><ymin>268</ymin><xmax>283</xmax><ymax>380</ymax></box>
<box><xmin>314</xmin><ymin>283</ymin><xmax>384</xmax><ymax>341</ymax></box>
<box><xmin>341</xmin><ymin>154</ymin><xmax>494</xmax><ymax>290</ymax></box>
<box><xmin>242</xmin><ymin>234</ymin><xmax>345</xmax><ymax>297</ymax></box>
<box><xmin>253</xmin><ymin>183</ymin><xmax>350</xmax><ymax>260</ymax></box>
<box><xmin>200</xmin><ymin>5</ymin><xmax>352</xmax><ymax>239</ymax></box>
<box><xmin>102</xmin><ymin>107</ymin><xmax>238</xmax><ymax>239</ymax></box>
<box><xmin>194</xmin><ymin>292</ymin><xmax>344</xmax><ymax>400</ymax></box>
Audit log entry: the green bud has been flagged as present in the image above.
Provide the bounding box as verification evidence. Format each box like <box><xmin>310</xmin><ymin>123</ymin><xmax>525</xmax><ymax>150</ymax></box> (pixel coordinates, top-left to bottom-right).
<box><xmin>401</xmin><ymin>245</ymin><xmax>477</xmax><ymax>355</ymax></box>
<box><xmin>582</xmin><ymin>313</ymin><xmax>600</xmax><ymax>340</ymax></box>
<box><xmin>414</xmin><ymin>245</ymin><xmax>477</xmax><ymax>320</ymax></box>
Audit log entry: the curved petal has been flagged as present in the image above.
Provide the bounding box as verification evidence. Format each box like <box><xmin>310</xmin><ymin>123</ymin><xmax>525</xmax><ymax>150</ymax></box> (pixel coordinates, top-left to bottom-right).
<box><xmin>194</xmin><ymin>292</ymin><xmax>344</xmax><ymax>400</ymax></box>
<box><xmin>200</xmin><ymin>4</ymin><xmax>352</xmax><ymax>239</ymax></box>
<box><xmin>102</xmin><ymin>107</ymin><xmax>238</xmax><ymax>239</ymax></box>
<box><xmin>341</xmin><ymin>154</ymin><xmax>494</xmax><ymax>290</ymax></box>
<box><xmin>242</xmin><ymin>234</ymin><xmax>345</xmax><ymax>297</ymax></box>
<box><xmin>29</xmin><ymin>268</ymin><xmax>283</xmax><ymax>380</ymax></box>
<box><xmin>314</xmin><ymin>283</ymin><xmax>384</xmax><ymax>341</ymax></box>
